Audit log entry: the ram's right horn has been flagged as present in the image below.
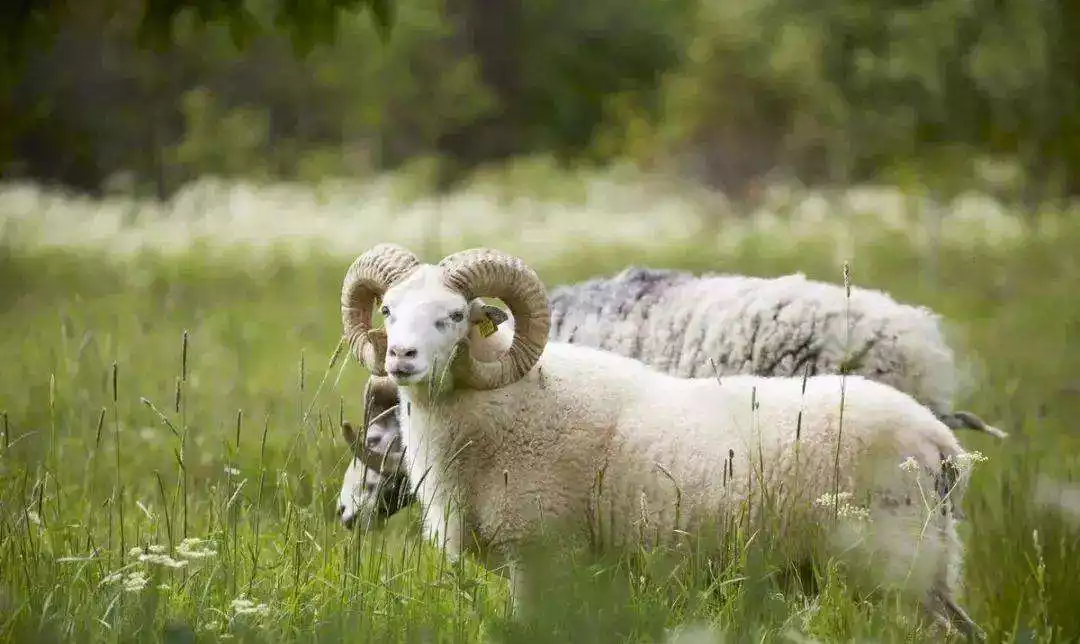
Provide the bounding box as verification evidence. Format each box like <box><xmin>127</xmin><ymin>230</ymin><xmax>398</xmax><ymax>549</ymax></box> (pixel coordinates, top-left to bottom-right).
<box><xmin>341</xmin><ymin>243</ymin><xmax>421</xmax><ymax>375</ymax></box>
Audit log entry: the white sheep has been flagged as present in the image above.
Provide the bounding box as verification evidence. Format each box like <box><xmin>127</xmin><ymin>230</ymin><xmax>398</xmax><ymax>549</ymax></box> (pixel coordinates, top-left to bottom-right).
<box><xmin>339</xmin><ymin>243</ymin><xmax>986</xmax><ymax>639</ymax></box>
<box><xmin>337</xmin><ymin>265</ymin><xmax>1004</xmax><ymax>527</ymax></box>
<box><xmin>337</xmin><ymin>376</ymin><xmax>413</xmax><ymax>530</ymax></box>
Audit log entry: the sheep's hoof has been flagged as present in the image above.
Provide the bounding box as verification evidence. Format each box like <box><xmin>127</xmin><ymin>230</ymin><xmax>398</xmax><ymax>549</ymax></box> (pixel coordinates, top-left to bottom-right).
<box><xmin>927</xmin><ymin>590</ymin><xmax>986</xmax><ymax>642</ymax></box>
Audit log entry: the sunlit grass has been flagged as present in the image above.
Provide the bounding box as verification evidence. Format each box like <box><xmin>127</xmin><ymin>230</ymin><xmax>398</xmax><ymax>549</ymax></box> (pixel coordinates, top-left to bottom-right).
<box><xmin>0</xmin><ymin>162</ymin><xmax>1058</xmax><ymax>265</ymax></box>
<box><xmin>1</xmin><ymin>178</ymin><xmax>1079</xmax><ymax>642</ymax></box>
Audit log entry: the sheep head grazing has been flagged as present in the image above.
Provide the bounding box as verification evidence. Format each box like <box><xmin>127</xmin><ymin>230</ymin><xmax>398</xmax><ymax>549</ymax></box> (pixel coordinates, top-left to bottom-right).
<box><xmin>341</xmin><ymin>244</ymin><xmax>550</xmax><ymax>391</ymax></box>
<box><xmin>337</xmin><ymin>375</ymin><xmax>410</xmax><ymax>529</ymax></box>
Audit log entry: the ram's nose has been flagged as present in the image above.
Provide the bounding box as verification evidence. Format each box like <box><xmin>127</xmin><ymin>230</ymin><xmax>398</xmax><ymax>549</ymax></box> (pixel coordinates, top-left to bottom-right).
<box><xmin>387</xmin><ymin>344</ymin><xmax>418</xmax><ymax>359</ymax></box>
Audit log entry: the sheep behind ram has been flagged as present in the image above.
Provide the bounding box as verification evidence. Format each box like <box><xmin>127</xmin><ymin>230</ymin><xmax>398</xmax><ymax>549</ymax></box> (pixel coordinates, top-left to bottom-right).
<box><xmin>549</xmin><ymin>266</ymin><xmax>1003</xmax><ymax>438</ymax></box>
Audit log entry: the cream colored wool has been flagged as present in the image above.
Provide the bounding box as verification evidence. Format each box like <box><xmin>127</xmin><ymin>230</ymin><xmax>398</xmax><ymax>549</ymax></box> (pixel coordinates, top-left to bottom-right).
<box><xmin>338</xmin><ymin>243</ymin><xmax>985</xmax><ymax>639</ymax></box>
<box><xmin>339</xmin><ymin>265</ymin><xmax>1004</xmax><ymax>530</ymax></box>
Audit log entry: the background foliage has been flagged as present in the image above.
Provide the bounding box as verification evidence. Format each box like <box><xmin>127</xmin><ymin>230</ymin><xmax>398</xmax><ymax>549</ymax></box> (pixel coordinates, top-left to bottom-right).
<box><xmin>3</xmin><ymin>0</ymin><xmax>1078</xmax><ymax>202</ymax></box>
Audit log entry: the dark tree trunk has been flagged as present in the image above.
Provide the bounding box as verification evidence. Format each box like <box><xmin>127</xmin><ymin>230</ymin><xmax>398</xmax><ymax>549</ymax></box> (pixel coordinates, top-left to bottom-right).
<box><xmin>434</xmin><ymin>0</ymin><xmax>524</xmax><ymax>189</ymax></box>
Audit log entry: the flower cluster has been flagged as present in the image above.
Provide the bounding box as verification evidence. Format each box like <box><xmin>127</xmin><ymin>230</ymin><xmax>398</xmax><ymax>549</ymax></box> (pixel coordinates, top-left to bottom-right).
<box><xmin>948</xmin><ymin>450</ymin><xmax>989</xmax><ymax>476</ymax></box>
<box><xmin>129</xmin><ymin>545</ymin><xmax>187</xmax><ymax>569</ymax></box>
<box><xmin>101</xmin><ymin>570</ymin><xmax>150</xmax><ymax>593</ymax></box>
<box><xmin>898</xmin><ymin>456</ymin><xmax>920</xmax><ymax>473</ymax></box>
<box><xmin>813</xmin><ymin>491</ymin><xmax>871</xmax><ymax>522</ymax></box>
<box><xmin>231</xmin><ymin>596</ymin><xmax>271</xmax><ymax>617</ymax></box>
<box><xmin>177</xmin><ymin>537</ymin><xmax>218</xmax><ymax>560</ymax></box>
<box><xmin>95</xmin><ymin>536</ymin><xmax>218</xmax><ymax>595</ymax></box>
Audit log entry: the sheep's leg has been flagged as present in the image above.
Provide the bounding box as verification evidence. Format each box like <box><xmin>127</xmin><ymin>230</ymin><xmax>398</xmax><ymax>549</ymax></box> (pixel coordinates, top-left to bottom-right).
<box><xmin>506</xmin><ymin>560</ymin><xmax>529</xmax><ymax>619</ymax></box>
<box><xmin>938</xmin><ymin>411</ymin><xmax>1009</xmax><ymax>440</ymax></box>
<box><xmin>936</xmin><ymin>589</ymin><xmax>985</xmax><ymax>642</ymax></box>
<box><xmin>922</xmin><ymin>587</ymin><xmax>986</xmax><ymax>642</ymax></box>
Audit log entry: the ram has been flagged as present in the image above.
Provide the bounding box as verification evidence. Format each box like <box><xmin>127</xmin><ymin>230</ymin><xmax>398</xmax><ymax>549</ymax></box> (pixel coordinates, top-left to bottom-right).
<box><xmin>337</xmin><ymin>300</ymin><xmax>513</xmax><ymax>529</ymax></box>
<box><xmin>338</xmin><ymin>266</ymin><xmax>1003</xmax><ymax>528</ymax></box>
<box><xmin>339</xmin><ymin>243</ymin><xmax>986</xmax><ymax>639</ymax></box>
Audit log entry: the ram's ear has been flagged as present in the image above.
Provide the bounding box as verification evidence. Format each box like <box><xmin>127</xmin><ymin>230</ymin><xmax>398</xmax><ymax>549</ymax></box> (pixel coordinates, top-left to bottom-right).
<box><xmin>481</xmin><ymin>304</ymin><xmax>508</xmax><ymax>326</ymax></box>
<box><xmin>468</xmin><ymin>300</ymin><xmax>509</xmax><ymax>338</ymax></box>
<box><xmin>341</xmin><ymin>421</ymin><xmax>359</xmax><ymax>451</ymax></box>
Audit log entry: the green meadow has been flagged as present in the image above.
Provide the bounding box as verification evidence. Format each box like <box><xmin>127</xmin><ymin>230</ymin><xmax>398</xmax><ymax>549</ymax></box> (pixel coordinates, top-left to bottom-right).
<box><xmin>1</xmin><ymin>177</ymin><xmax>1079</xmax><ymax>643</ymax></box>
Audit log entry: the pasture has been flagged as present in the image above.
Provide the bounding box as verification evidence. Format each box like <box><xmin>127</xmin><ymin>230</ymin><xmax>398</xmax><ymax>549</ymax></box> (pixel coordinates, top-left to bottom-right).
<box><xmin>1</xmin><ymin>170</ymin><xmax>1079</xmax><ymax>643</ymax></box>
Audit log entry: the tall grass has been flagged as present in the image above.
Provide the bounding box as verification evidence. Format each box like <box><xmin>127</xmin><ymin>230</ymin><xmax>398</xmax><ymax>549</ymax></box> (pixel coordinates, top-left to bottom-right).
<box><xmin>1</xmin><ymin>177</ymin><xmax>1079</xmax><ymax>642</ymax></box>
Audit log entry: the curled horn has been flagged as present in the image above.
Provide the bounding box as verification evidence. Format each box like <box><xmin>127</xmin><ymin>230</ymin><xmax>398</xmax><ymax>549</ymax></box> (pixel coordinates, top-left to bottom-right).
<box><xmin>437</xmin><ymin>248</ymin><xmax>550</xmax><ymax>390</ymax></box>
<box><xmin>341</xmin><ymin>243</ymin><xmax>421</xmax><ymax>375</ymax></box>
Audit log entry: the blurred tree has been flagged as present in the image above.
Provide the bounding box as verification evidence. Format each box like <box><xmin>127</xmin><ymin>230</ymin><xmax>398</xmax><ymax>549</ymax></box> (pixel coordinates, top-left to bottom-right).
<box><xmin>430</xmin><ymin>0</ymin><xmax>692</xmax><ymax>192</ymax></box>
<box><xmin>611</xmin><ymin>0</ymin><xmax>1080</xmax><ymax>203</ymax></box>
<box><xmin>0</xmin><ymin>0</ymin><xmax>394</xmax><ymax>195</ymax></box>
<box><xmin>3</xmin><ymin>0</ymin><xmax>1080</xmax><ymax>201</ymax></box>
<box><xmin>1</xmin><ymin>0</ymin><xmax>394</xmax><ymax>66</ymax></box>
<box><xmin>1</xmin><ymin>0</ymin><xmax>491</xmax><ymax>196</ymax></box>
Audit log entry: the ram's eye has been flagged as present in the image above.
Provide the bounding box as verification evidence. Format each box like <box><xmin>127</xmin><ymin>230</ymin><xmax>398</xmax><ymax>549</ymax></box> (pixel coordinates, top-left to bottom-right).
<box><xmin>449</xmin><ymin>310</ymin><xmax>465</xmax><ymax>323</ymax></box>
<box><xmin>380</xmin><ymin>305</ymin><xmax>390</xmax><ymax>317</ymax></box>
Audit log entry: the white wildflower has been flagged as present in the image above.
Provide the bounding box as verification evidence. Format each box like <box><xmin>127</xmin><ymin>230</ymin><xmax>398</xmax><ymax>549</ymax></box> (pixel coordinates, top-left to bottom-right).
<box><xmin>949</xmin><ymin>451</ymin><xmax>988</xmax><ymax>475</ymax></box>
<box><xmin>177</xmin><ymin>537</ymin><xmax>217</xmax><ymax>560</ymax></box>
<box><xmin>122</xmin><ymin>571</ymin><xmax>149</xmax><ymax>593</ymax></box>
<box><xmin>814</xmin><ymin>491</ymin><xmax>871</xmax><ymax>523</ymax></box>
<box><xmin>231</xmin><ymin>596</ymin><xmax>271</xmax><ymax>617</ymax></box>
<box><xmin>27</xmin><ymin>510</ymin><xmax>42</xmax><ymax>526</ymax></box>
<box><xmin>138</xmin><ymin>553</ymin><xmax>188</xmax><ymax>568</ymax></box>
<box><xmin>836</xmin><ymin>503</ymin><xmax>871</xmax><ymax>522</ymax></box>
<box><xmin>898</xmin><ymin>456</ymin><xmax>920</xmax><ymax>473</ymax></box>
<box><xmin>813</xmin><ymin>492</ymin><xmax>853</xmax><ymax>508</ymax></box>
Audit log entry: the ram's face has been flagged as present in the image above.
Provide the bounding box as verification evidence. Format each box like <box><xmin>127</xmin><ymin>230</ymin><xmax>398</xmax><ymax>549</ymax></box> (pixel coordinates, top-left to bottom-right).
<box><xmin>379</xmin><ymin>267</ymin><xmax>475</xmax><ymax>387</ymax></box>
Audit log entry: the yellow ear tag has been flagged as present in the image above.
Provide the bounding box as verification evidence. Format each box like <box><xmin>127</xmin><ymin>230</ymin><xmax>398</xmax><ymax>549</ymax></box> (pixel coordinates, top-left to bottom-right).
<box><xmin>477</xmin><ymin>316</ymin><xmax>497</xmax><ymax>338</ymax></box>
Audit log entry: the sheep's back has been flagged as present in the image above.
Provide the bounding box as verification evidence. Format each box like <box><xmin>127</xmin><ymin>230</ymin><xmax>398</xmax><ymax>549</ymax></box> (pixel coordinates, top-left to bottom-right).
<box><xmin>548</xmin><ymin>267</ymin><xmax>959</xmax><ymax>416</ymax></box>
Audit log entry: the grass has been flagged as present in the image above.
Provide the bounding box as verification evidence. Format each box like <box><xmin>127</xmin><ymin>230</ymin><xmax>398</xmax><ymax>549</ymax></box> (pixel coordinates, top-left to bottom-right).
<box><xmin>1</xmin><ymin>176</ymin><xmax>1080</xmax><ymax>642</ymax></box>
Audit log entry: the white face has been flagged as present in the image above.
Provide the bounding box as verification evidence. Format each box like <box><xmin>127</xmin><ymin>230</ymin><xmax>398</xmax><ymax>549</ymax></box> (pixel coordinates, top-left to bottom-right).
<box><xmin>337</xmin><ymin>457</ymin><xmax>383</xmax><ymax>530</ymax></box>
<box><xmin>337</xmin><ymin>409</ymin><xmax>407</xmax><ymax>530</ymax></box>
<box><xmin>380</xmin><ymin>267</ymin><xmax>479</xmax><ymax>387</ymax></box>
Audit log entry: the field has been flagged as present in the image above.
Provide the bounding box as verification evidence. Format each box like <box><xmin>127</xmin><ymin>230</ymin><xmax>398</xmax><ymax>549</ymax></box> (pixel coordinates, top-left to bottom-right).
<box><xmin>2</xmin><ymin>167</ymin><xmax>1080</xmax><ymax>643</ymax></box>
